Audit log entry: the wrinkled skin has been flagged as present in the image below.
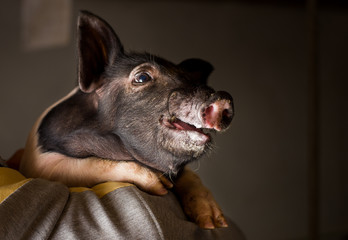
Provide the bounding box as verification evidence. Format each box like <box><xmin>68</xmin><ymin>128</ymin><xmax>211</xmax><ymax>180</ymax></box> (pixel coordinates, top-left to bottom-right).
<box><xmin>19</xmin><ymin>11</ymin><xmax>234</xmax><ymax>229</ymax></box>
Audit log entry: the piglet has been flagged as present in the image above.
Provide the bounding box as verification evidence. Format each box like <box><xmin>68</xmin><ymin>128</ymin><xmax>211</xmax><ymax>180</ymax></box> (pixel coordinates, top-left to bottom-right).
<box><xmin>19</xmin><ymin>11</ymin><xmax>234</xmax><ymax>229</ymax></box>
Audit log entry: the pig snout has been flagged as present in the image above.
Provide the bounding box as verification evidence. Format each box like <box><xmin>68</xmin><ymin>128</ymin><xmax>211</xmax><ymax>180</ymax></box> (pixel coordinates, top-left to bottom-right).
<box><xmin>200</xmin><ymin>91</ymin><xmax>234</xmax><ymax>131</ymax></box>
<box><xmin>167</xmin><ymin>89</ymin><xmax>234</xmax><ymax>132</ymax></box>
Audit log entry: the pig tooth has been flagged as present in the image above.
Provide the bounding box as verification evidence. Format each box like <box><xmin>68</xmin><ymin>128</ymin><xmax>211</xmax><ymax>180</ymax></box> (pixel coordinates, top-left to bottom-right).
<box><xmin>192</xmin><ymin>122</ymin><xmax>203</xmax><ymax>129</ymax></box>
<box><xmin>170</xmin><ymin>115</ymin><xmax>177</xmax><ymax>123</ymax></box>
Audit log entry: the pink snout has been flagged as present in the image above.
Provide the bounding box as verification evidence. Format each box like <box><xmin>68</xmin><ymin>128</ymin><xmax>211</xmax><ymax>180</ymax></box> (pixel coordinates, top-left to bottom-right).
<box><xmin>201</xmin><ymin>92</ymin><xmax>234</xmax><ymax>131</ymax></box>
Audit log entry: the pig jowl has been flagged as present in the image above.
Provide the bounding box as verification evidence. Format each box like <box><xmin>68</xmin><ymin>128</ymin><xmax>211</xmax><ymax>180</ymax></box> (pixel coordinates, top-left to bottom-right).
<box><xmin>37</xmin><ymin>11</ymin><xmax>234</xmax><ymax>177</ymax></box>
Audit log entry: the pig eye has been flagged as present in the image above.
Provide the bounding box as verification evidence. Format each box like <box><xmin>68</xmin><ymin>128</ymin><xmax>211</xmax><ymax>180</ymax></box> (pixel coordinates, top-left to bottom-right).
<box><xmin>133</xmin><ymin>72</ymin><xmax>153</xmax><ymax>85</ymax></box>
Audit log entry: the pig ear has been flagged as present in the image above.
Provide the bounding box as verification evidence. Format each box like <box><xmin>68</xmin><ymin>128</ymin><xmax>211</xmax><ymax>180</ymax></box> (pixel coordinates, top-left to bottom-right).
<box><xmin>77</xmin><ymin>11</ymin><xmax>124</xmax><ymax>93</ymax></box>
<box><xmin>178</xmin><ymin>58</ymin><xmax>214</xmax><ymax>85</ymax></box>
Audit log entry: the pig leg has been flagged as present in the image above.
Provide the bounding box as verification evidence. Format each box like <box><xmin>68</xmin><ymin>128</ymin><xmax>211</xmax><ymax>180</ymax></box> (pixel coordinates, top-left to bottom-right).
<box><xmin>174</xmin><ymin>166</ymin><xmax>228</xmax><ymax>229</ymax></box>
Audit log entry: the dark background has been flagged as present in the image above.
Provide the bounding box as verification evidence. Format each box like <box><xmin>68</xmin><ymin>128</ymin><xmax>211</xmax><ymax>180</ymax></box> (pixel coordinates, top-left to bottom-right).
<box><xmin>0</xmin><ymin>1</ymin><xmax>347</xmax><ymax>239</ymax></box>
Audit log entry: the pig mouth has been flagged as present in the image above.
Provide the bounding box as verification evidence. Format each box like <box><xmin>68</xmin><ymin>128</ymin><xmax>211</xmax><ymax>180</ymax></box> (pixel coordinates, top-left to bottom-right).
<box><xmin>160</xmin><ymin>115</ymin><xmax>211</xmax><ymax>145</ymax></box>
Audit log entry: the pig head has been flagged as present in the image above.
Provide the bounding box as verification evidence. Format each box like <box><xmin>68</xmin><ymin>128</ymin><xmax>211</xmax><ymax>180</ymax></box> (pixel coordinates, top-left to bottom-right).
<box><xmin>37</xmin><ymin>11</ymin><xmax>234</xmax><ymax>176</ymax></box>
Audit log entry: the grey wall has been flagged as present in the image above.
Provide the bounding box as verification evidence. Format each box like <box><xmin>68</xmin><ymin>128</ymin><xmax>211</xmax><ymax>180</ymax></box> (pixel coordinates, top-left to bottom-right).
<box><xmin>0</xmin><ymin>1</ymin><xmax>347</xmax><ymax>240</ymax></box>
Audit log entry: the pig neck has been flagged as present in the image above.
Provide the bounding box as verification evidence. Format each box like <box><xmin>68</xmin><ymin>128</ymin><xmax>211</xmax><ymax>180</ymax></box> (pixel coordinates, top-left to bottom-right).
<box><xmin>38</xmin><ymin>90</ymin><xmax>134</xmax><ymax>162</ymax></box>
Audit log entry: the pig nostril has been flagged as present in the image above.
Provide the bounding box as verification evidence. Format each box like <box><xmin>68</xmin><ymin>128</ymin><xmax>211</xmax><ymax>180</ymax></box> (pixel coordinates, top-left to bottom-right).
<box><xmin>222</xmin><ymin>108</ymin><xmax>233</xmax><ymax>119</ymax></box>
<box><xmin>221</xmin><ymin>108</ymin><xmax>233</xmax><ymax>126</ymax></box>
<box><xmin>222</xmin><ymin>109</ymin><xmax>229</xmax><ymax>117</ymax></box>
<box><xmin>205</xmin><ymin>106</ymin><xmax>213</xmax><ymax>116</ymax></box>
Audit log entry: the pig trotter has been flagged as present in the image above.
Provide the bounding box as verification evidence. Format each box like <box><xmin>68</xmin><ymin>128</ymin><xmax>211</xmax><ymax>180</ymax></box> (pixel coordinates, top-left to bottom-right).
<box><xmin>174</xmin><ymin>167</ymin><xmax>228</xmax><ymax>229</ymax></box>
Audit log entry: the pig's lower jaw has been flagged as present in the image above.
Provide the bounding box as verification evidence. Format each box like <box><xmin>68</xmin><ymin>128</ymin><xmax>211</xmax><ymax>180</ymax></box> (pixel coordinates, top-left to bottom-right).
<box><xmin>159</xmin><ymin>116</ymin><xmax>212</xmax><ymax>161</ymax></box>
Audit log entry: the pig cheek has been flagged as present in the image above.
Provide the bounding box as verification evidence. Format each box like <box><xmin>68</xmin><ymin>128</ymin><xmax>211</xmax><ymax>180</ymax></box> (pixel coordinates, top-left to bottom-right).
<box><xmin>116</xmin><ymin>120</ymin><xmax>157</xmax><ymax>162</ymax></box>
<box><xmin>114</xmin><ymin>105</ymin><xmax>162</xmax><ymax>158</ymax></box>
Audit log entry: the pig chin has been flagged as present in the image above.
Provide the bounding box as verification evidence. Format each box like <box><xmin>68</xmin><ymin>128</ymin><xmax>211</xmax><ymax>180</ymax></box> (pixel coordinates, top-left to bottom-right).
<box><xmin>159</xmin><ymin>116</ymin><xmax>212</xmax><ymax>160</ymax></box>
